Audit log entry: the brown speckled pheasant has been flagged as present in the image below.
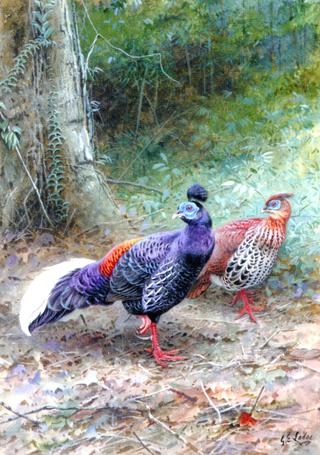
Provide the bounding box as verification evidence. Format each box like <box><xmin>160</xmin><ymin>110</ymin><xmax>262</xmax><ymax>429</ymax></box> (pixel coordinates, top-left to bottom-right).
<box><xmin>188</xmin><ymin>193</ymin><xmax>293</xmax><ymax>322</ymax></box>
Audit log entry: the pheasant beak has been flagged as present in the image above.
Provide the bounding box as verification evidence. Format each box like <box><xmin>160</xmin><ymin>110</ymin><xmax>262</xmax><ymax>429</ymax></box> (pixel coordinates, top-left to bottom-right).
<box><xmin>172</xmin><ymin>212</ymin><xmax>182</xmax><ymax>219</ymax></box>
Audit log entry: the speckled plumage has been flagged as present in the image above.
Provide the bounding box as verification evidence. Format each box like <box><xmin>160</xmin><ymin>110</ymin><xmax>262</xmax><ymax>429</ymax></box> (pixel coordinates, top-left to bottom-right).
<box><xmin>189</xmin><ymin>193</ymin><xmax>293</xmax><ymax>322</ymax></box>
<box><xmin>215</xmin><ymin>217</ymin><xmax>286</xmax><ymax>291</ymax></box>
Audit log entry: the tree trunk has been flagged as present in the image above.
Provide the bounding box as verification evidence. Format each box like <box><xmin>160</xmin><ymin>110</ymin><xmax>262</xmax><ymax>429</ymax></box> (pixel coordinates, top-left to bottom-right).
<box><xmin>0</xmin><ymin>0</ymin><xmax>122</xmax><ymax>232</ymax></box>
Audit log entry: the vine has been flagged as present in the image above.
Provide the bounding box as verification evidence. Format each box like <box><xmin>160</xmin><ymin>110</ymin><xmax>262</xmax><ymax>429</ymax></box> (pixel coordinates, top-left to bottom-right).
<box><xmin>0</xmin><ymin>103</ymin><xmax>21</xmax><ymax>151</ymax></box>
<box><xmin>0</xmin><ymin>41</ymin><xmax>42</xmax><ymax>95</ymax></box>
<box><xmin>46</xmin><ymin>89</ymin><xmax>69</xmax><ymax>223</ymax></box>
<box><xmin>0</xmin><ymin>36</ymin><xmax>42</xmax><ymax>152</ymax></box>
<box><xmin>0</xmin><ymin>1</ymin><xmax>55</xmax><ymax>95</ymax></box>
<box><xmin>0</xmin><ymin>0</ymin><xmax>70</xmax><ymax>228</ymax></box>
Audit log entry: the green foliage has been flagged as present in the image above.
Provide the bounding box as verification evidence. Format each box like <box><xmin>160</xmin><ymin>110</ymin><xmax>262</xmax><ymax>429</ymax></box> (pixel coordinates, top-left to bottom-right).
<box><xmin>32</xmin><ymin>0</ymin><xmax>56</xmax><ymax>44</ymax></box>
<box><xmin>0</xmin><ymin>105</ymin><xmax>21</xmax><ymax>150</ymax></box>
<box><xmin>77</xmin><ymin>0</ymin><xmax>320</xmax><ymax>276</ymax></box>
<box><xmin>78</xmin><ymin>0</ymin><xmax>320</xmax><ymax>133</ymax></box>
<box><xmin>96</xmin><ymin>63</ymin><xmax>320</xmax><ymax>276</ymax></box>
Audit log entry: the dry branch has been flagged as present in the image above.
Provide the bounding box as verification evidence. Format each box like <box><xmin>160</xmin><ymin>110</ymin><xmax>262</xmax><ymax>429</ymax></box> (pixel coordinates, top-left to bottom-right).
<box><xmin>250</xmin><ymin>385</ymin><xmax>265</xmax><ymax>414</ymax></box>
<box><xmin>0</xmin><ymin>401</ymin><xmax>40</xmax><ymax>426</ymax></box>
<box><xmin>200</xmin><ymin>380</ymin><xmax>222</xmax><ymax>424</ymax></box>
<box><xmin>259</xmin><ymin>329</ymin><xmax>281</xmax><ymax>349</ymax></box>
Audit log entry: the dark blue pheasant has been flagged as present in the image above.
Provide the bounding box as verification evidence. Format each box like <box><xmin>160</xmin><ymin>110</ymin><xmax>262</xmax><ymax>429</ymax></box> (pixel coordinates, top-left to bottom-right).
<box><xmin>20</xmin><ymin>184</ymin><xmax>214</xmax><ymax>366</ymax></box>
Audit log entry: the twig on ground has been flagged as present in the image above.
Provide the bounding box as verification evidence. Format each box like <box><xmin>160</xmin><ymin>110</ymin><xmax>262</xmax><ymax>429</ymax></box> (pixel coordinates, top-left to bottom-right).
<box><xmin>145</xmin><ymin>405</ymin><xmax>204</xmax><ymax>455</ymax></box>
<box><xmin>188</xmin><ymin>317</ymin><xmax>240</xmax><ymax>324</ymax></box>
<box><xmin>250</xmin><ymin>385</ymin><xmax>265</xmax><ymax>415</ymax></box>
<box><xmin>0</xmin><ymin>403</ymin><xmax>138</xmax><ymax>425</ymax></box>
<box><xmin>105</xmin><ymin>179</ymin><xmax>162</xmax><ymax>195</ymax></box>
<box><xmin>256</xmin><ymin>406</ymin><xmax>320</xmax><ymax>417</ymax></box>
<box><xmin>0</xmin><ymin>401</ymin><xmax>40</xmax><ymax>426</ymax></box>
<box><xmin>15</xmin><ymin>146</ymin><xmax>54</xmax><ymax>227</ymax></box>
<box><xmin>270</xmin><ymin>353</ymin><xmax>284</xmax><ymax>364</ymax></box>
<box><xmin>259</xmin><ymin>329</ymin><xmax>281</xmax><ymax>349</ymax></box>
<box><xmin>132</xmin><ymin>431</ymin><xmax>158</xmax><ymax>455</ymax></box>
<box><xmin>194</xmin><ymin>359</ymin><xmax>258</xmax><ymax>371</ymax></box>
<box><xmin>62</xmin><ymin>208</ymin><xmax>77</xmax><ymax>235</ymax></box>
<box><xmin>132</xmin><ymin>387</ymin><xmax>170</xmax><ymax>401</ymax></box>
<box><xmin>73</xmin><ymin>218</ymin><xmax>131</xmax><ymax>238</ymax></box>
<box><xmin>200</xmin><ymin>380</ymin><xmax>222</xmax><ymax>424</ymax></box>
<box><xmin>296</xmin><ymin>361</ymin><xmax>320</xmax><ymax>374</ymax></box>
<box><xmin>169</xmin><ymin>387</ymin><xmax>197</xmax><ymax>403</ymax></box>
<box><xmin>219</xmin><ymin>402</ymin><xmax>246</xmax><ymax>414</ymax></box>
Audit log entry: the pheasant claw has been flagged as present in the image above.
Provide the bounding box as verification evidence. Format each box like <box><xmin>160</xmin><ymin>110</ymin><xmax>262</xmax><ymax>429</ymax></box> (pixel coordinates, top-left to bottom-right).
<box><xmin>147</xmin><ymin>322</ymin><xmax>186</xmax><ymax>367</ymax></box>
<box><xmin>233</xmin><ymin>290</ymin><xmax>265</xmax><ymax>322</ymax></box>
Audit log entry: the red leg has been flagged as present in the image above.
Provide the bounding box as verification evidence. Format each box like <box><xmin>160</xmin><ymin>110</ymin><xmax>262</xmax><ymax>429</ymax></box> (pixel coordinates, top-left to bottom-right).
<box><xmin>230</xmin><ymin>293</ymin><xmax>240</xmax><ymax>306</ymax></box>
<box><xmin>146</xmin><ymin>322</ymin><xmax>185</xmax><ymax>368</ymax></box>
<box><xmin>232</xmin><ymin>290</ymin><xmax>264</xmax><ymax>323</ymax></box>
<box><xmin>230</xmin><ymin>290</ymin><xmax>256</xmax><ymax>306</ymax></box>
<box><xmin>137</xmin><ymin>315</ymin><xmax>152</xmax><ymax>335</ymax></box>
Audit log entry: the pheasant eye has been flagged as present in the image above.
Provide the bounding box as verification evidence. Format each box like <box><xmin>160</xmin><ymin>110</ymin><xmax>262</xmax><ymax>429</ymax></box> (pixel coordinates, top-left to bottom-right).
<box><xmin>268</xmin><ymin>199</ymin><xmax>281</xmax><ymax>209</ymax></box>
<box><xmin>186</xmin><ymin>205</ymin><xmax>193</xmax><ymax>211</ymax></box>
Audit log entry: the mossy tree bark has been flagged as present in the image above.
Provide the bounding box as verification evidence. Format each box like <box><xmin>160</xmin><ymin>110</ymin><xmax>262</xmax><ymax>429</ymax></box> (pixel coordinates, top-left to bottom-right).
<box><xmin>0</xmin><ymin>0</ymin><xmax>121</xmax><ymax>232</ymax></box>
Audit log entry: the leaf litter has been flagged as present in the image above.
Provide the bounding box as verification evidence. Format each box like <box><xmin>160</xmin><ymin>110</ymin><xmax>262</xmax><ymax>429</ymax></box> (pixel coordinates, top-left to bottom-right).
<box><xmin>0</xmin><ymin>233</ymin><xmax>319</xmax><ymax>454</ymax></box>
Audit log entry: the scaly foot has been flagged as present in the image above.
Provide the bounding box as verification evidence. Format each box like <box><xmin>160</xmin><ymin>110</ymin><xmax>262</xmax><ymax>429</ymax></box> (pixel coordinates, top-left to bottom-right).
<box><xmin>147</xmin><ymin>322</ymin><xmax>186</xmax><ymax>367</ymax></box>
<box><xmin>232</xmin><ymin>290</ymin><xmax>265</xmax><ymax>323</ymax></box>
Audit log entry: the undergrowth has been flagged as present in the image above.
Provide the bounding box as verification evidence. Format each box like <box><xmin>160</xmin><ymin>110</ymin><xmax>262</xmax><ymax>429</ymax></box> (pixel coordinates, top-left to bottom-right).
<box><xmin>99</xmin><ymin>58</ymin><xmax>320</xmax><ymax>278</ymax></box>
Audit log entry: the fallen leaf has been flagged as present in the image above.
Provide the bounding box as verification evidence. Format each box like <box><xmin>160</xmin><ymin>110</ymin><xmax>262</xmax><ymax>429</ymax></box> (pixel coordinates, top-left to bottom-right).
<box><xmin>239</xmin><ymin>411</ymin><xmax>258</xmax><ymax>426</ymax></box>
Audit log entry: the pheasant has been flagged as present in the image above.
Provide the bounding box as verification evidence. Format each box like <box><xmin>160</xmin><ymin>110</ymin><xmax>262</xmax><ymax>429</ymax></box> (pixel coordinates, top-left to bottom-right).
<box><xmin>188</xmin><ymin>193</ymin><xmax>293</xmax><ymax>322</ymax></box>
<box><xmin>19</xmin><ymin>184</ymin><xmax>214</xmax><ymax>367</ymax></box>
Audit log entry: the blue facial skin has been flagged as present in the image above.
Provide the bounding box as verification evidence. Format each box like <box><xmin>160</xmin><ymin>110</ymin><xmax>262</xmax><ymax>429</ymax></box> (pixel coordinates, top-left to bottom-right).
<box><xmin>266</xmin><ymin>199</ymin><xmax>281</xmax><ymax>210</ymax></box>
<box><xmin>177</xmin><ymin>201</ymin><xmax>200</xmax><ymax>220</ymax></box>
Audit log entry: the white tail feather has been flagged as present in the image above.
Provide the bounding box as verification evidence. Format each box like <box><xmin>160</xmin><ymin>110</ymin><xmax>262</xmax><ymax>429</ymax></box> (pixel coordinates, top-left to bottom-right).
<box><xmin>19</xmin><ymin>258</ymin><xmax>95</xmax><ymax>336</ymax></box>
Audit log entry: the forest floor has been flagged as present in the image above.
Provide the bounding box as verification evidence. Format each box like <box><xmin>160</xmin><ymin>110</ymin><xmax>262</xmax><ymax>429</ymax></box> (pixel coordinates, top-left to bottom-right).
<box><xmin>0</xmin><ymin>233</ymin><xmax>320</xmax><ymax>455</ymax></box>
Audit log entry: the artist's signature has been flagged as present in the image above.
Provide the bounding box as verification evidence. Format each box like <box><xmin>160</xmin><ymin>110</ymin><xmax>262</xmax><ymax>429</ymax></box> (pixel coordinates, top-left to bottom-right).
<box><xmin>280</xmin><ymin>431</ymin><xmax>312</xmax><ymax>447</ymax></box>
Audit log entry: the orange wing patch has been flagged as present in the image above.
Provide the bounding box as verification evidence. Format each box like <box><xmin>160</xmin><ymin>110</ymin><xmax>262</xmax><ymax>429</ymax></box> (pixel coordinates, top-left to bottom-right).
<box><xmin>99</xmin><ymin>238</ymin><xmax>142</xmax><ymax>277</ymax></box>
